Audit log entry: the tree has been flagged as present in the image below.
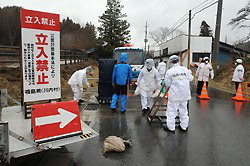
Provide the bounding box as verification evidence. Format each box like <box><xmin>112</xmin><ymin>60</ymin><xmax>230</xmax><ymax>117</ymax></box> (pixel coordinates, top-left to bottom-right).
<box><xmin>98</xmin><ymin>0</ymin><xmax>131</xmax><ymax>57</ymax></box>
<box><xmin>60</xmin><ymin>17</ymin><xmax>97</xmax><ymax>50</ymax></box>
<box><xmin>0</xmin><ymin>6</ymin><xmax>21</xmax><ymax>46</ymax></box>
<box><xmin>229</xmin><ymin>1</ymin><xmax>250</xmax><ymax>42</ymax></box>
<box><xmin>149</xmin><ymin>27</ymin><xmax>184</xmax><ymax>46</ymax></box>
<box><xmin>0</xmin><ymin>6</ymin><xmax>97</xmax><ymax>50</ymax></box>
<box><xmin>199</xmin><ymin>20</ymin><xmax>213</xmax><ymax>37</ymax></box>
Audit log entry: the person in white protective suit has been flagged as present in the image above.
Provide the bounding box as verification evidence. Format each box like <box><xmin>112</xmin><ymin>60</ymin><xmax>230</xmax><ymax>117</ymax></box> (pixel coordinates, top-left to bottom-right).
<box><xmin>137</xmin><ymin>59</ymin><xmax>161</xmax><ymax>112</ymax></box>
<box><xmin>163</xmin><ymin>55</ymin><xmax>193</xmax><ymax>132</ymax></box>
<box><xmin>232</xmin><ymin>59</ymin><xmax>244</xmax><ymax>93</ymax></box>
<box><xmin>68</xmin><ymin>66</ymin><xmax>93</xmax><ymax>102</ymax></box>
<box><xmin>157</xmin><ymin>58</ymin><xmax>167</xmax><ymax>80</ymax></box>
<box><xmin>195</xmin><ymin>57</ymin><xmax>214</xmax><ymax>96</ymax></box>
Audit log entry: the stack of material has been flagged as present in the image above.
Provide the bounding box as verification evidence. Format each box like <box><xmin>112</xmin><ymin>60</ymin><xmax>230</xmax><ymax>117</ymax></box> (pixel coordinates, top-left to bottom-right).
<box><xmin>98</xmin><ymin>59</ymin><xmax>117</xmax><ymax>103</ymax></box>
<box><xmin>102</xmin><ymin>136</ymin><xmax>132</xmax><ymax>154</ymax></box>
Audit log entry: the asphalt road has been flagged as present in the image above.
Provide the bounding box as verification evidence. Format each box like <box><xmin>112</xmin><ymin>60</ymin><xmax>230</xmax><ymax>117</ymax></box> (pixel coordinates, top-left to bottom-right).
<box><xmin>8</xmin><ymin>86</ymin><xmax>250</xmax><ymax>166</ymax></box>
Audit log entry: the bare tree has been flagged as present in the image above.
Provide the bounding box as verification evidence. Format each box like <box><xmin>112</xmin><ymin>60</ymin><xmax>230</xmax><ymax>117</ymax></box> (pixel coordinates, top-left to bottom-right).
<box><xmin>229</xmin><ymin>1</ymin><xmax>250</xmax><ymax>42</ymax></box>
<box><xmin>0</xmin><ymin>6</ymin><xmax>21</xmax><ymax>46</ymax></box>
<box><xmin>149</xmin><ymin>27</ymin><xmax>184</xmax><ymax>46</ymax></box>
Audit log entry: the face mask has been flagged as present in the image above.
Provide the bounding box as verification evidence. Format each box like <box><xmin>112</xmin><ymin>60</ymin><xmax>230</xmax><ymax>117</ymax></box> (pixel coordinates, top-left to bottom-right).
<box><xmin>146</xmin><ymin>65</ymin><xmax>152</xmax><ymax>70</ymax></box>
<box><xmin>205</xmin><ymin>61</ymin><xmax>209</xmax><ymax>64</ymax></box>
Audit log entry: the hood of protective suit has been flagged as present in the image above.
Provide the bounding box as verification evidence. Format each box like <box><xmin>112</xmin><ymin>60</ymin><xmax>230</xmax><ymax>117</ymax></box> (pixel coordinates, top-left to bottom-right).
<box><xmin>86</xmin><ymin>66</ymin><xmax>93</xmax><ymax>74</ymax></box>
<box><xmin>120</xmin><ymin>53</ymin><xmax>127</xmax><ymax>63</ymax></box>
<box><xmin>167</xmin><ymin>55</ymin><xmax>179</xmax><ymax>69</ymax></box>
<box><xmin>145</xmin><ymin>59</ymin><xmax>154</xmax><ymax>70</ymax></box>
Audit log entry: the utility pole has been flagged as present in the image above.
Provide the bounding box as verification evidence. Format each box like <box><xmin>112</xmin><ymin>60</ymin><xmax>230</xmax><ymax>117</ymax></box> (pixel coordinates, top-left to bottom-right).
<box><xmin>212</xmin><ymin>0</ymin><xmax>223</xmax><ymax>75</ymax></box>
<box><xmin>187</xmin><ymin>10</ymin><xmax>191</xmax><ymax>69</ymax></box>
<box><xmin>148</xmin><ymin>45</ymin><xmax>150</xmax><ymax>58</ymax></box>
<box><xmin>144</xmin><ymin>21</ymin><xmax>148</xmax><ymax>56</ymax></box>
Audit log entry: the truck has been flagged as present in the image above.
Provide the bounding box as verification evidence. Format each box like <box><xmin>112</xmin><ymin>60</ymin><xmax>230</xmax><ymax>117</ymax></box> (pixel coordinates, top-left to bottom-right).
<box><xmin>113</xmin><ymin>46</ymin><xmax>144</xmax><ymax>83</ymax></box>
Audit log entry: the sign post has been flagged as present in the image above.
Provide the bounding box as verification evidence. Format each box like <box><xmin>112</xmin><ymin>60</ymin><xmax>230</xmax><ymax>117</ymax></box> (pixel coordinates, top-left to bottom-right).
<box><xmin>20</xmin><ymin>9</ymin><xmax>61</xmax><ymax>118</ymax></box>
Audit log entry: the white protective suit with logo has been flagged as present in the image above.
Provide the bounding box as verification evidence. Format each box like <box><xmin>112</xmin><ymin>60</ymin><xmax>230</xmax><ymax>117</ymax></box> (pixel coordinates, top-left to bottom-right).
<box><xmin>68</xmin><ymin>67</ymin><xmax>91</xmax><ymax>100</ymax></box>
<box><xmin>165</xmin><ymin>64</ymin><xmax>194</xmax><ymax>131</ymax></box>
<box><xmin>137</xmin><ymin>60</ymin><xmax>161</xmax><ymax>110</ymax></box>
<box><xmin>196</xmin><ymin>63</ymin><xmax>214</xmax><ymax>81</ymax></box>
<box><xmin>157</xmin><ymin>61</ymin><xmax>167</xmax><ymax>80</ymax></box>
<box><xmin>232</xmin><ymin>64</ymin><xmax>244</xmax><ymax>82</ymax></box>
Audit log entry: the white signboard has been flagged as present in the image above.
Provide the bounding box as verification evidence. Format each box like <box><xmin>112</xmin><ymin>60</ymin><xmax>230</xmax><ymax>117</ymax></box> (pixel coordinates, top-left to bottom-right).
<box><xmin>21</xmin><ymin>9</ymin><xmax>61</xmax><ymax>102</ymax></box>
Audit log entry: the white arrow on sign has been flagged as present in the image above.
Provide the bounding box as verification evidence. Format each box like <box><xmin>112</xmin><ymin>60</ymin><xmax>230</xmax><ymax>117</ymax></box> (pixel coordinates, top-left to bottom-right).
<box><xmin>35</xmin><ymin>108</ymin><xmax>78</xmax><ymax>128</ymax></box>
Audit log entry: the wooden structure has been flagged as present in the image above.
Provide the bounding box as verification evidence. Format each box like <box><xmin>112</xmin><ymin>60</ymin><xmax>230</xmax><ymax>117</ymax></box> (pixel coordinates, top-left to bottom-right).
<box><xmin>148</xmin><ymin>84</ymin><xmax>168</xmax><ymax>123</ymax></box>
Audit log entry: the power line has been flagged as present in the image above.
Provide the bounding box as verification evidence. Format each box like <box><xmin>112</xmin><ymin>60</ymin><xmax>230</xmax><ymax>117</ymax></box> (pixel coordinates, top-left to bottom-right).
<box><xmin>194</xmin><ymin>0</ymin><xmax>217</xmax><ymax>12</ymax></box>
<box><xmin>192</xmin><ymin>0</ymin><xmax>211</xmax><ymax>11</ymax></box>
<box><xmin>147</xmin><ymin>0</ymin><xmax>169</xmax><ymax>21</ymax></box>
<box><xmin>164</xmin><ymin>0</ymin><xmax>218</xmax><ymax>39</ymax></box>
<box><xmin>165</xmin><ymin>18</ymin><xmax>189</xmax><ymax>37</ymax></box>
<box><xmin>153</xmin><ymin>0</ymin><xmax>171</xmax><ymax>19</ymax></box>
<box><xmin>192</xmin><ymin>1</ymin><xmax>218</xmax><ymax>20</ymax></box>
<box><xmin>164</xmin><ymin>1</ymin><xmax>216</xmax><ymax>35</ymax></box>
<box><xmin>147</xmin><ymin>0</ymin><xmax>218</xmax><ymax>44</ymax></box>
<box><xmin>168</xmin><ymin>12</ymin><xmax>189</xmax><ymax>31</ymax></box>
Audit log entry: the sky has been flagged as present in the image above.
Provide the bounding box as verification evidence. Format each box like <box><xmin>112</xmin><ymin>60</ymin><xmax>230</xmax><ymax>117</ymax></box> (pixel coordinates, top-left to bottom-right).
<box><xmin>0</xmin><ymin>0</ymin><xmax>249</xmax><ymax>50</ymax></box>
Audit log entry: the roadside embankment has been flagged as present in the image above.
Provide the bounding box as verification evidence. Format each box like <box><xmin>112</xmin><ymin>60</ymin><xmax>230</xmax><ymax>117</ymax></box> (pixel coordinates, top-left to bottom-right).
<box><xmin>210</xmin><ymin>63</ymin><xmax>250</xmax><ymax>94</ymax></box>
<box><xmin>0</xmin><ymin>59</ymin><xmax>98</xmax><ymax>105</ymax></box>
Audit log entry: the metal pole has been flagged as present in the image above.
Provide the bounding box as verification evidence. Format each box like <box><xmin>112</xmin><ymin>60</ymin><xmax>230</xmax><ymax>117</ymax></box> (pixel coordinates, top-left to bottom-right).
<box><xmin>144</xmin><ymin>21</ymin><xmax>148</xmax><ymax>57</ymax></box>
<box><xmin>212</xmin><ymin>0</ymin><xmax>223</xmax><ymax>75</ymax></box>
<box><xmin>187</xmin><ymin>10</ymin><xmax>191</xmax><ymax>69</ymax></box>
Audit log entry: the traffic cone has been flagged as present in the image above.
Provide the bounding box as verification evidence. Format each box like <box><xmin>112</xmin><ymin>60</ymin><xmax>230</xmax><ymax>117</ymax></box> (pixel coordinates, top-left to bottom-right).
<box><xmin>200</xmin><ymin>100</ymin><xmax>208</xmax><ymax>111</ymax></box>
<box><xmin>232</xmin><ymin>83</ymin><xmax>246</xmax><ymax>101</ymax></box>
<box><xmin>165</xmin><ymin>92</ymin><xmax>168</xmax><ymax>99</ymax></box>
<box><xmin>198</xmin><ymin>82</ymin><xmax>210</xmax><ymax>100</ymax></box>
<box><xmin>234</xmin><ymin>101</ymin><xmax>243</xmax><ymax>115</ymax></box>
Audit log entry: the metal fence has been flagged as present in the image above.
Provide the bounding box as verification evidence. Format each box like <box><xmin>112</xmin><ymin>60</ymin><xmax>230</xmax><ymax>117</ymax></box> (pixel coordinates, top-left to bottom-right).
<box><xmin>0</xmin><ymin>46</ymin><xmax>88</xmax><ymax>65</ymax></box>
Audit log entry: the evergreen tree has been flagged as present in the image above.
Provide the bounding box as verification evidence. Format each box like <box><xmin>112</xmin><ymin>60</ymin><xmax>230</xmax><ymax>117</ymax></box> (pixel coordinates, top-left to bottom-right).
<box><xmin>60</xmin><ymin>17</ymin><xmax>97</xmax><ymax>50</ymax></box>
<box><xmin>199</xmin><ymin>20</ymin><xmax>213</xmax><ymax>37</ymax></box>
<box><xmin>98</xmin><ymin>0</ymin><xmax>131</xmax><ymax>57</ymax></box>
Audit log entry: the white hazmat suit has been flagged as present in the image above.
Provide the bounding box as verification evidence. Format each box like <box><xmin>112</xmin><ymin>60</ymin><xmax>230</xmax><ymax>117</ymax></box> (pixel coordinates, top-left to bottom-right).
<box><xmin>195</xmin><ymin>57</ymin><xmax>214</xmax><ymax>95</ymax></box>
<box><xmin>165</xmin><ymin>55</ymin><xmax>193</xmax><ymax>131</ymax></box>
<box><xmin>137</xmin><ymin>59</ymin><xmax>161</xmax><ymax>111</ymax></box>
<box><xmin>68</xmin><ymin>66</ymin><xmax>93</xmax><ymax>101</ymax></box>
<box><xmin>195</xmin><ymin>62</ymin><xmax>214</xmax><ymax>82</ymax></box>
<box><xmin>157</xmin><ymin>61</ymin><xmax>167</xmax><ymax>80</ymax></box>
<box><xmin>232</xmin><ymin>59</ymin><xmax>244</xmax><ymax>92</ymax></box>
<box><xmin>232</xmin><ymin>61</ymin><xmax>244</xmax><ymax>82</ymax></box>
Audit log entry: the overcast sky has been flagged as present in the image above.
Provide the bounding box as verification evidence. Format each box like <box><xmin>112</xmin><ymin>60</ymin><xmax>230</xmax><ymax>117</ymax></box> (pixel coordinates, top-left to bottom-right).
<box><xmin>1</xmin><ymin>0</ymin><xmax>249</xmax><ymax>50</ymax></box>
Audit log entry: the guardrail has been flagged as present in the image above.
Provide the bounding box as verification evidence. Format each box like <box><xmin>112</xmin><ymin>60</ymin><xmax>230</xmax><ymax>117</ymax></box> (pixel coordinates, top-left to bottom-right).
<box><xmin>0</xmin><ymin>46</ymin><xmax>88</xmax><ymax>65</ymax></box>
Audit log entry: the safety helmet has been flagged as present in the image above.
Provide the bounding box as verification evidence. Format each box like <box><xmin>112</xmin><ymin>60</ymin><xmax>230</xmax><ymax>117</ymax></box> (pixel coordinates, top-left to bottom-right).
<box><xmin>236</xmin><ymin>59</ymin><xmax>242</xmax><ymax>64</ymax></box>
<box><xmin>145</xmin><ymin>59</ymin><xmax>154</xmax><ymax>69</ymax></box>
<box><xmin>203</xmin><ymin>57</ymin><xmax>209</xmax><ymax>61</ymax></box>
<box><xmin>169</xmin><ymin>55</ymin><xmax>179</xmax><ymax>64</ymax></box>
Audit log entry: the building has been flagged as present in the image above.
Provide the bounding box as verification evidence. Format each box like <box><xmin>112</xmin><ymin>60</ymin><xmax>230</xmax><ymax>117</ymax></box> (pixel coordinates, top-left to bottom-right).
<box><xmin>153</xmin><ymin>34</ymin><xmax>249</xmax><ymax>68</ymax></box>
<box><xmin>217</xmin><ymin>41</ymin><xmax>250</xmax><ymax>66</ymax></box>
<box><xmin>153</xmin><ymin>35</ymin><xmax>212</xmax><ymax>67</ymax></box>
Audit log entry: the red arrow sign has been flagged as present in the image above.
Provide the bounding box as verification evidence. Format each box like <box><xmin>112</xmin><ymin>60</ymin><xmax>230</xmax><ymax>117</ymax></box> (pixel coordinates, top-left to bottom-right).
<box><xmin>32</xmin><ymin>101</ymin><xmax>82</xmax><ymax>142</ymax></box>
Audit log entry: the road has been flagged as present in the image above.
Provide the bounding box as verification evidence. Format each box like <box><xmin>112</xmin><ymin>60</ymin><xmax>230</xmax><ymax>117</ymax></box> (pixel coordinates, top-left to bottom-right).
<box><xmin>8</xmin><ymin>85</ymin><xmax>250</xmax><ymax>166</ymax></box>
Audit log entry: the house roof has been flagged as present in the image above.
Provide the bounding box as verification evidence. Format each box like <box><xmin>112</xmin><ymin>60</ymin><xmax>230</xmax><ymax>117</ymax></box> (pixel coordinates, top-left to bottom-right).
<box><xmin>217</xmin><ymin>41</ymin><xmax>250</xmax><ymax>55</ymax></box>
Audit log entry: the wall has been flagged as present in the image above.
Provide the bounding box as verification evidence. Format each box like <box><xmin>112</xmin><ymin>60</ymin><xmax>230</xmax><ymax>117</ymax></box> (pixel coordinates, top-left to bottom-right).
<box><xmin>159</xmin><ymin>35</ymin><xmax>187</xmax><ymax>55</ymax></box>
<box><xmin>156</xmin><ymin>35</ymin><xmax>212</xmax><ymax>62</ymax></box>
<box><xmin>217</xmin><ymin>50</ymin><xmax>232</xmax><ymax>66</ymax></box>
